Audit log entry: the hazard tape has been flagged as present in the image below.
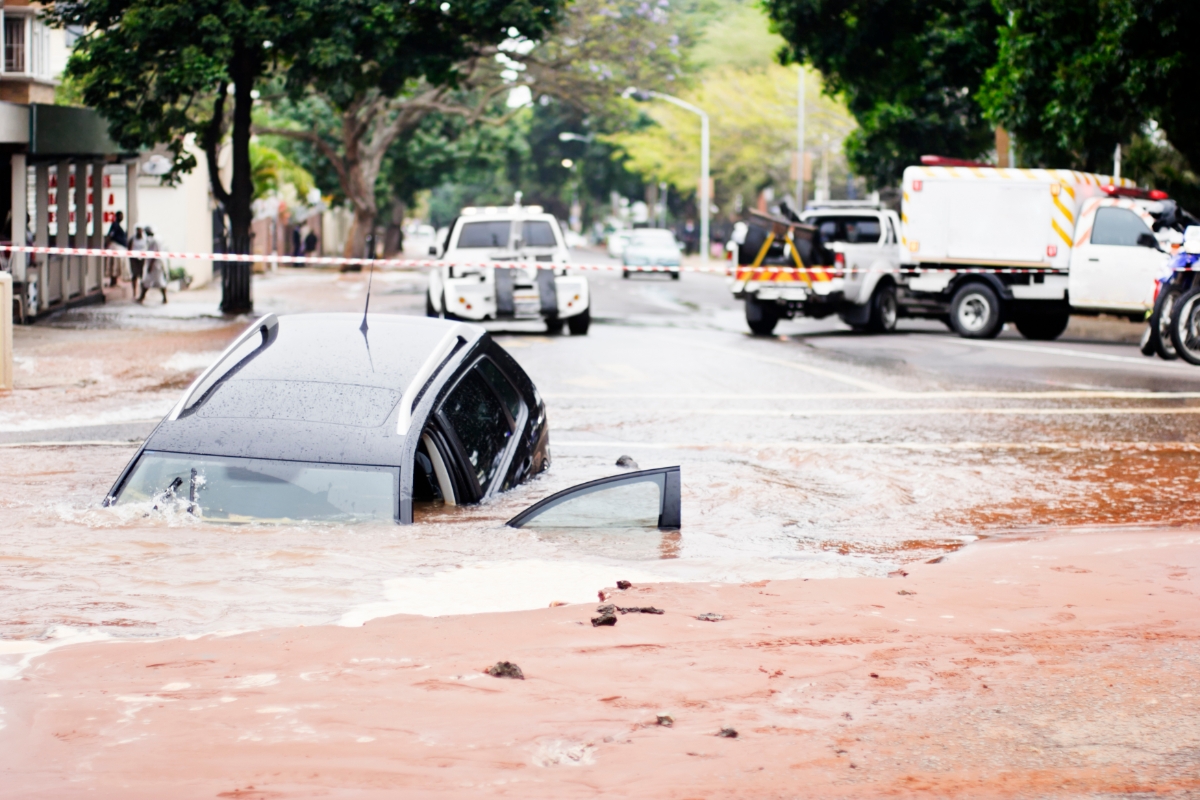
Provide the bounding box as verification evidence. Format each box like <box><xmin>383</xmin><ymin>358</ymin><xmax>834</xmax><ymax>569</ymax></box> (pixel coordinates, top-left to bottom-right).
<box><xmin>0</xmin><ymin>244</ymin><xmax>1076</xmax><ymax>277</ymax></box>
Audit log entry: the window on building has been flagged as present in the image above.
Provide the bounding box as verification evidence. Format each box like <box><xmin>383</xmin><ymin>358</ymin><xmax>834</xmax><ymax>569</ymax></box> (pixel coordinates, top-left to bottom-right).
<box><xmin>5</xmin><ymin>16</ymin><xmax>25</xmax><ymax>74</ymax></box>
<box><xmin>5</xmin><ymin>16</ymin><xmax>26</xmax><ymax>74</ymax></box>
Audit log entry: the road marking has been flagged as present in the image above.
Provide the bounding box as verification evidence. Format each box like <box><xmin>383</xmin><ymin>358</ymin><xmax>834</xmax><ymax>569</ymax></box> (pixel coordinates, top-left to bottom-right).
<box><xmin>673</xmin><ymin>339</ymin><xmax>893</xmax><ymax>393</ymax></box>
<box><xmin>919</xmin><ymin>336</ymin><xmax>1194</xmax><ymax>368</ymax></box>
<box><xmin>544</xmin><ymin>390</ymin><xmax>1200</xmax><ymax>401</ymax></box>
<box><xmin>554</xmin><ymin>406</ymin><xmax>1200</xmax><ymax>418</ymax></box>
<box><xmin>555</xmin><ymin>439</ymin><xmax>1200</xmax><ymax>451</ymax></box>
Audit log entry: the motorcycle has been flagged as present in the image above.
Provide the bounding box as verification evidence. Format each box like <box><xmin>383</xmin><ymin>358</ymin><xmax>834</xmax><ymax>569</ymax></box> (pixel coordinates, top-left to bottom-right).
<box><xmin>1168</xmin><ymin>225</ymin><xmax>1200</xmax><ymax>364</ymax></box>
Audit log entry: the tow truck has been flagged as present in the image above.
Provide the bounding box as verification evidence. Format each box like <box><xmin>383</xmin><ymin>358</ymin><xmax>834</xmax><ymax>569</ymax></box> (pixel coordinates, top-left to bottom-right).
<box><xmin>426</xmin><ymin>202</ymin><xmax>591</xmax><ymax>335</ymax></box>
<box><xmin>729</xmin><ymin>203</ymin><xmax>903</xmax><ymax>335</ymax></box>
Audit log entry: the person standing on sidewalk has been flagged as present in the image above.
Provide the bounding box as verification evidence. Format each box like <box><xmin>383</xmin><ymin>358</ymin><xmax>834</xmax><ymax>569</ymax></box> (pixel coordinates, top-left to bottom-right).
<box><xmin>137</xmin><ymin>226</ymin><xmax>168</xmax><ymax>305</ymax></box>
<box><xmin>104</xmin><ymin>211</ymin><xmax>128</xmax><ymax>288</ymax></box>
<box><xmin>129</xmin><ymin>226</ymin><xmax>146</xmax><ymax>299</ymax></box>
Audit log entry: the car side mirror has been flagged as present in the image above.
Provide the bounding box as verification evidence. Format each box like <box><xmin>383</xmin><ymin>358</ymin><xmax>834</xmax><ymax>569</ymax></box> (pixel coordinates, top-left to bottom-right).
<box><xmin>428</xmin><ymin>245</ymin><xmax>438</xmax><ymax>256</ymax></box>
<box><xmin>1138</xmin><ymin>232</ymin><xmax>1160</xmax><ymax>250</ymax></box>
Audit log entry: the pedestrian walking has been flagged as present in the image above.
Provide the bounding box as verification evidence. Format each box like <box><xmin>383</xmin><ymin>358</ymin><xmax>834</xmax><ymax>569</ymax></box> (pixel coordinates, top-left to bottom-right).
<box><xmin>105</xmin><ymin>211</ymin><xmax>128</xmax><ymax>288</ymax></box>
<box><xmin>304</xmin><ymin>228</ymin><xmax>318</xmax><ymax>257</ymax></box>
<box><xmin>137</xmin><ymin>226</ymin><xmax>168</xmax><ymax>305</ymax></box>
<box><xmin>129</xmin><ymin>226</ymin><xmax>146</xmax><ymax>299</ymax></box>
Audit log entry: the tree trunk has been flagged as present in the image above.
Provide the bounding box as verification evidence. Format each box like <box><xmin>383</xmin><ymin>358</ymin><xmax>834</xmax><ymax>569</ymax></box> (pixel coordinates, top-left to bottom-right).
<box><xmin>221</xmin><ymin>41</ymin><xmax>257</xmax><ymax>314</ymax></box>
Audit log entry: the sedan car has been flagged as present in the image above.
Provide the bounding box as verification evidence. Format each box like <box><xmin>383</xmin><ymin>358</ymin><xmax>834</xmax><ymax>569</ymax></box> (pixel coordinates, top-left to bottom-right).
<box><xmin>621</xmin><ymin>228</ymin><xmax>683</xmax><ymax>279</ymax></box>
<box><xmin>106</xmin><ymin>313</ymin><xmax>679</xmax><ymax>528</ymax></box>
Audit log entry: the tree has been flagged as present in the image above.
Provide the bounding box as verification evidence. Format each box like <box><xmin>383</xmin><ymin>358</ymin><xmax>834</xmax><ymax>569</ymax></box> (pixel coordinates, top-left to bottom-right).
<box><xmin>257</xmin><ymin>0</ymin><xmax>686</xmax><ymax>256</ymax></box>
<box><xmin>52</xmin><ymin>0</ymin><xmax>282</xmax><ymax>312</ymax></box>
<box><xmin>761</xmin><ymin>0</ymin><xmax>1001</xmax><ymax>188</ymax></box>
<box><xmin>980</xmin><ymin>0</ymin><xmax>1200</xmax><ymax>176</ymax></box>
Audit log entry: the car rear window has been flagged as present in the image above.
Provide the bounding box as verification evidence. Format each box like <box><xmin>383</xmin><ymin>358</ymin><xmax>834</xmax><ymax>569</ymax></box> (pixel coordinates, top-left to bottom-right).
<box><xmin>522</xmin><ymin>221</ymin><xmax>558</xmax><ymax>247</ymax></box>
<box><xmin>815</xmin><ymin>217</ymin><xmax>882</xmax><ymax>245</ymax></box>
<box><xmin>457</xmin><ymin>221</ymin><xmax>512</xmax><ymax>248</ymax></box>
<box><xmin>441</xmin><ymin>369</ymin><xmax>514</xmax><ymax>492</ymax></box>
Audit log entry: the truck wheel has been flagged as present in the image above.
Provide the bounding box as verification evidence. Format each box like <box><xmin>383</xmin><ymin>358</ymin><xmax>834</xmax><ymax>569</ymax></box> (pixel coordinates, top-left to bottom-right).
<box><xmin>745</xmin><ymin>297</ymin><xmax>780</xmax><ymax>336</ymax></box>
<box><xmin>866</xmin><ymin>283</ymin><xmax>898</xmax><ymax>333</ymax></box>
<box><xmin>1014</xmin><ymin>309</ymin><xmax>1069</xmax><ymax>341</ymax></box>
<box><xmin>622</xmin><ymin>270</ymin><xmax>629</xmax><ymax>279</ymax></box>
<box><xmin>568</xmin><ymin>308</ymin><xmax>591</xmax><ymax>335</ymax></box>
<box><xmin>1169</xmin><ymin>286</ymin><xmax>1200</xmax><ymax>365</ymax></box>
<box><xmin>671</xmin><ymin>270</ymin><xmax>681</xmax><ymax>281</ymax></box>
<box><xmin>949</xmin><ymin>283</ymin><xmax>1003</xmax><ymax>339</ymax></box>
<box><xmin>425</xmin><ymin>290</ymin><xmax>438</xmax><ymax>318</ymax></box>
<box><xmin>545</xmin><ymin>316</ymin><xmax>565</xmax><ymax>335</ymax></box>
<box><xmin>1144</xmin><ymin>288</ymin><xmax>1180</xmax><ymax>360</ymax></box>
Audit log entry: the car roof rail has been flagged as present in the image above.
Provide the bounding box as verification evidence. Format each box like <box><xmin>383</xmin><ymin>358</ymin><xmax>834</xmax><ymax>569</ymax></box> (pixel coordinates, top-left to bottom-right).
<box><xmin>167</xmin><ymin>314</ymin><xmax>280</xmax><ymax>421</ymax></box>
<box><xmin>396</xmin><ymin>322</ymin><xmax>475</xmax><ymax>436</ymax></box>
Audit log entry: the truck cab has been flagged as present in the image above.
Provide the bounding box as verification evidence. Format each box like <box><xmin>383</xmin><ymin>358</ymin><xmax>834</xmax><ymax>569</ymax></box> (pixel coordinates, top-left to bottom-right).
<box><xmin>426</xmin><ymin>205</ymin><xmax>591</xmax><ymax>335</ymax></box>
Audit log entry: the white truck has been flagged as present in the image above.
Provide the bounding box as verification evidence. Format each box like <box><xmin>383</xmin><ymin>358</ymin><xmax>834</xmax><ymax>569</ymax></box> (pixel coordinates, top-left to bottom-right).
<box><xmin>839</xmin><ymin>161</ymin><xmax>1181</xmax><ymax>340</ymax></box>
<box><xmin>730</xmin><ymin>203</ymin><xmax>904</xmax><ymax>335</ymax></box>
<box><xmin>426</xmin><ymin>204</ymin><xmax>591</xmax><ymax>335</ymax></box>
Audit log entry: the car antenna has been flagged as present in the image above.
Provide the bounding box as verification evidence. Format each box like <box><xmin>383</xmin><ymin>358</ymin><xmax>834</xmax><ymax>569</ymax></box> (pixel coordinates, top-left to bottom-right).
<box><xmin>359</xmin><ymin>252</ymin><xmax>375</xmax><ymax>371</ymax></box>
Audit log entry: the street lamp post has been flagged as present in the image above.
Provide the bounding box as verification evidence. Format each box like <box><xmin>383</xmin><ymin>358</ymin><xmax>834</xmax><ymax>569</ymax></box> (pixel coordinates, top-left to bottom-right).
<box><xmin>624</xmin><ymin>88</ymin><xmax>710</xmax><ymax>262</ymax></box>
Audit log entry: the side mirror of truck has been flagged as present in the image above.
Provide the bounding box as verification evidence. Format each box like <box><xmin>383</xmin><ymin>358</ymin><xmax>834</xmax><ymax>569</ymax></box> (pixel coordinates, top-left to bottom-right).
<box><xmin>1137</xmin><ymin>233</ymin><xmax>1161</xmax><ymax>250</ymax></box>
<box><xmin>428</xmin><ymin>245</ymin><xmax>438</xmax><ymax>256</ymax></box>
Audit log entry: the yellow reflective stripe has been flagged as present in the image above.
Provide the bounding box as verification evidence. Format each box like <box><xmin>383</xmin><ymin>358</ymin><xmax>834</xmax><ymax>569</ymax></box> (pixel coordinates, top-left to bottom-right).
<box><xmin>1059</xmin><ymin>182</ymin><xmax>1075</xmax><ymax>200</ymax></box>
<box><xmin>1051</xmin><ymin>218</ymin><xmax>1073</xmax><ymax>246</ymax></box>
<box><xmin>751</xmin><ymin>232</ymin><xmax>774</xmax><ymax>267</ymax></box>
<box><xmin>1052</xmin><ymin>193</ymin><xmax>1075</xmax><ymax>224</ymax></box>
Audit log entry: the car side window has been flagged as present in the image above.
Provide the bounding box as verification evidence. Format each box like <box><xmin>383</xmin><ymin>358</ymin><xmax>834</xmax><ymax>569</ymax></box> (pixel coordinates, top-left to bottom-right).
<box><xmin>440</xmin><ymin>367</ymin><xmax>514</xmax><ymax>493</ymax></box>
<box><xmin>1091</xmin><ymin>207</ymin><xmax>1152</xmax><ymax>247</ymax></box>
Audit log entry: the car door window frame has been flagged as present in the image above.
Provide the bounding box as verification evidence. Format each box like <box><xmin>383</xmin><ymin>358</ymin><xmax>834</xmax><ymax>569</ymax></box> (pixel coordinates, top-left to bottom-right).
<box><xmin>433</xmin><ymin>355</ymin><xmax>527</xmax><ymax>503</ymax></box>
<box><xmin>507</xmin><ymin>466</ymin><xmax>681</xmax><ymax>530</ymax></box>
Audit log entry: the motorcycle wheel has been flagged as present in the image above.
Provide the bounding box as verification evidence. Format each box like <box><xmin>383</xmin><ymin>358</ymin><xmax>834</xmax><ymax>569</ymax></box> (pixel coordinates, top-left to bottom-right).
<box><xmin>1169</xmin><ymin>285</ymin><xmax>1200</xmax><ymax>366</ymax></box>
<box><xmin>1145</xmin><ymin>287</ymin><xmax>1180</xmax><ymax>360</ymax></box>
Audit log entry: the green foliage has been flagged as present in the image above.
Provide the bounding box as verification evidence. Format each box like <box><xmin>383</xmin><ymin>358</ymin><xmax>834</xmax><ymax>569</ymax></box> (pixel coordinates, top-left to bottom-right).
<box><xmin>981</xmin><ymin>0</ymin><xmax>1200</xmax><ymax>176</ymax></box>
<box><xmin>761</xmin><ymin>0</ymin><xmax>1001</xmax><ymax>188</ymax></box>
<box><xmin>249</xmin><ymin>142</ymin><xmax>316</xmax><ymax>201</ymax></box>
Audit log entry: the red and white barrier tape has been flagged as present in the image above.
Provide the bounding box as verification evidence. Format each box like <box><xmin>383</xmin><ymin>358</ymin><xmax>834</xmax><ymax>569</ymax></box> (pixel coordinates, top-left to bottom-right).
<box><xmin>0</xmin><ymin>244</ymin><xmax>1076</xmax><ymax>277</ymax></box>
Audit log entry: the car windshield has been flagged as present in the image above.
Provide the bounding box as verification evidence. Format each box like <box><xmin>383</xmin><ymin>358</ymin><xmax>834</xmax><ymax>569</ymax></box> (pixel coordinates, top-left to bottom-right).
<box><xmin>457</xmin><ymin>221</ymin><xmax>512</xmax><ymax>249</ymax></box>
<box><xmin>115</xmin><ymin>451</ymin><xmax>397</xmax><ymax>523</ymax></box>
<box><xmin>629</xmin><ymin>230</ymin><xmax>676</xmax><ymax>247</ymax></box>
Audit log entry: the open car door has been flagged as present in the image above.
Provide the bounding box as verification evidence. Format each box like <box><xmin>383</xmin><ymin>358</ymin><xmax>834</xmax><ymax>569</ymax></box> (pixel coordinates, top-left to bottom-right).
<box><xmin>507</xmin><ymin>466</ymin><xmax>680</xmax><ymax>530</ymax></box>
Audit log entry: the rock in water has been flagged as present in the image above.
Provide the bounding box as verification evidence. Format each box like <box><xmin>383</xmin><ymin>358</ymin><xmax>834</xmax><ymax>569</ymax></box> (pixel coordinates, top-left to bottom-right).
<box><xmin>485</xmin><ymin>661</ymin><xmax>525</xmax><ymax>680</ymax></box>
<box><xmin>591</xmin><ymin>613</ymin><xmax>617</xmax><ymax>627</ymax></box>
<box><xmin>616</xmin><ymin>580</ymin><xmax>632</xmax><ymax>590</ymax></box>
<box><xmin>717</xmin><ymin>727</ymin><xmax>738</xmax><ymax>738</ymax></box>
<box><xmin>615</xmin><ymin>455</ymin><xmax>639</xmax><ymax>469</ymax></box>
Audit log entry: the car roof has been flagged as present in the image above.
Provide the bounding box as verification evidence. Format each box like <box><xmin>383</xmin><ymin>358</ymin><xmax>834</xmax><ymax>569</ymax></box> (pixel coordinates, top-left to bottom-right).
<box><xmin>144</xmin><ymin>314</ymin><xmax>485</xmax><ymax>466</ymax></box>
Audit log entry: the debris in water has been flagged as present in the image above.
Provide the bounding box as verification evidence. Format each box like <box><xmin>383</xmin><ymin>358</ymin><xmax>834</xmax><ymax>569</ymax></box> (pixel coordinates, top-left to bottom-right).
<box><xmin>617</xmin><ymin>606</ymin><xmax>663</xmax><ymax>615</ymax></box>
<box><xmin>897</xmin><ymin>590</ymin><xmax>916</xmax><ymax>596</ymax></box>
<box><xmin>615</xmin><ymin>455</ymin><xmax>639</xmax><ymax>469</ymax></box>
<box><xmin>598</xmin><ymin>590</ymin><xmax>607</xmax><ymax>602</ymax></box>
<box><xmin>596</xmin><ymin>604</ymin><xmax>615</xmax><ymax>615</ymax></box>
<box><xmin>696</xmin><ymin>613</ymin><xmax>723</xmax><ymax>622</ymax></box>
<box><xmin>616</xmin><ymin>580</ymin><xmax>632</xmax><ymax>590</ymax></box>
<box><xmin>869</xmin><ymin>673</ymin><xmax>879</xmax><ymax>678</ymax></box>
<box><xmin>717</xmin><ymin>727</ymin><xmax>738</xmax><ymax>738</ymax></box>
<box><xmin>927</xmin><ymin>556</ymin><xmax>945</xmax><ymax>564</ymax></box>
<box><xmin>486</xmin><ymin>661</ymin><xmax>525</xmax><ymax>680</ymax></box>
<box><xmin>887</xmin><ymin>569</ymin><xmax>909</xmax><ymax>578</ymax></box>
<box><xmin>548</xmin><ymin>601</ymin><xmax>568</xmax><ymax>607</ymax></box>
<box><xmin>591</xmin><ymin>612</ymin><xmax>617</xmax><ymax>627</ymax></box>
<box><xmin>656</xmin><ymin>714</ymin><xmax>674</xmax><ymax>727</ymax></box>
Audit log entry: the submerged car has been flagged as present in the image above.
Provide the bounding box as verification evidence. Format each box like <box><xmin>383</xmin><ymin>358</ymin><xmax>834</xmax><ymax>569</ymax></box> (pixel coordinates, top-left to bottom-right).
<box><xmin>106</xmin><ymin>313</ymin><xmax>679</xmax><ymax>528</ymax></box>
<box><xmin>621</xmin><ymin>228</ymin><xmax>683</xmax><ymax>279</ymax></box>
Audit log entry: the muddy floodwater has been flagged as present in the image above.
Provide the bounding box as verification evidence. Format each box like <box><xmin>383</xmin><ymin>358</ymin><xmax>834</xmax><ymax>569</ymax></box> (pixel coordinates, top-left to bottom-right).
<box><xmin>4</xmin><ymin>268</ymin><xmax>1200</xmax><ymax>667</ymax></box>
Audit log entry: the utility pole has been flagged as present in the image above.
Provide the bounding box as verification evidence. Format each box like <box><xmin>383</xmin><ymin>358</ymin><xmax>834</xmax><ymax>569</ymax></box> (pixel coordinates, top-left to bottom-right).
<box><xmin>795</xmin><ymin>66</ymin><xmax>806</xmax><ymax>211</ymax></box>
<box><xmin>1113</xmin><ymin>143</ymin><xmax>1122</xmax><ymax>181</ymax></box>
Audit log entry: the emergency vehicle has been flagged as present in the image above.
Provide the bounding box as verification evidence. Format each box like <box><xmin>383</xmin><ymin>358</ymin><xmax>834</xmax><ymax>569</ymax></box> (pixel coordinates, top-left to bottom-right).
<box><xmin>729</xmin><ymin>204</ymin><xmax>903</xmax><ymax>335</ymax></box>
<box><xmin>886</xmin><ymin>159</ymin><xmax>1184</xmax><ymax>339</ymax></box>
<box><xmin>426</xmin><ymin>203</ymin><xmax>591</xmax><ymax>335</ymax></box>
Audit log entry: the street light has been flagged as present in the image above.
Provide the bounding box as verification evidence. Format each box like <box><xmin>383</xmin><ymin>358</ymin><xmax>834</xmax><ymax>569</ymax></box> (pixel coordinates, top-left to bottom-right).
<box><xmin>624</xmin><ymin>87</ymin><xmax>710</xmax><ymax>262</ymax></box>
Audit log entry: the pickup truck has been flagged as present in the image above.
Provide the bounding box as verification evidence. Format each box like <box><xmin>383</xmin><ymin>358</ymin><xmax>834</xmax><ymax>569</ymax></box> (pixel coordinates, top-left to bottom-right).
<box><xmin>870</xmin><ymin>160</ymin><xmax>1194</xmax><ymax>340</ymax></box>
<box><xmin>730</xmin><ymin>203</ymin><xmax>904</xmax><ymax>335</ymax></box>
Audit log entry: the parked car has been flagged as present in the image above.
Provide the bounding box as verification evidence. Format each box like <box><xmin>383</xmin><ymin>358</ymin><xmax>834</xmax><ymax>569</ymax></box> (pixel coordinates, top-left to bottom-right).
<box><xmin>105</xmin><ymin>314</ymin><xmax>675</xmax><ymax>526</ymax></box>
<box><xmin>621</xmin><ymin>228</ymin><xmax>683</xmax><ymax>279</ymax></box>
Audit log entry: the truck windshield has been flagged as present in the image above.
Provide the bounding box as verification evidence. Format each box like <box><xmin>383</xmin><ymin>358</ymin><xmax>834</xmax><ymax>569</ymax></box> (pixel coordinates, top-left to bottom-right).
<box><xmin>457</xmin><ymin>221</ymin><xmax>513</xmax><ymax>249</ymax></box>
<box><xmin>115</xmin><ymin>451</ymin><xmax>397</xmax><ymax>523</ymax></box>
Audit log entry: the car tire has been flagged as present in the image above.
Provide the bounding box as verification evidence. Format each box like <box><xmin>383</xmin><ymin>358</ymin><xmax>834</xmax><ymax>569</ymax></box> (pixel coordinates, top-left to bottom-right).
<box><xmin>621</xmin><ymin>270</ymin><xmax>630</xmax><ymax>279</ymax></box>
<box><xmin>866</xmin><ymin>282</ymin><xmax>898</xmax><ymax>333</ymax></box>
<box><xmin>671</xmin><ymin>270</ymin><xmax>681</xmax><ymax>280</ymax></box>
<box><xmin>545</xmin><ymin>316</ymin><xmax>565</xmax><ymax>335</ymax></box>
<box><xmin>568</xmin><ymin>308</ymin><xmax>591</xmax><ymax>335</ymax></box>
<box><xmin>1145</xmin><ymin>287</ymin><xmax>1180</xmax><ymax>360</ymax></box>
<box><xmin>1169</xmin><ymin>286</ymin><xmax>1200</xmax><ymax>365</ymax></box>
<box><xmin>1014</xmin><ymin>308</ymin><xmax>1070</xmax><ymax>341</ymax></box>
<box><xmin>745</xmin><ymin>297</ymin><xmax>780</xmax><ymax>336</ymax></box>
<box><xmin>949</xmin><ymin>283</ymin><xmax>1003</xmax><ymax>339</ymax></box>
